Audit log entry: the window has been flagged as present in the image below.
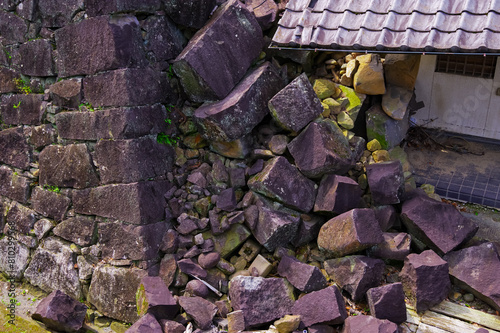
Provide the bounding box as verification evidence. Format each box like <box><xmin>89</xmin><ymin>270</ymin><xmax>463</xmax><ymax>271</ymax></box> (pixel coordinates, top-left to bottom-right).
<box><xmin>435</xmin><ymin>55</ymin><xmax>496</xmax><ymax>79</ymax></box>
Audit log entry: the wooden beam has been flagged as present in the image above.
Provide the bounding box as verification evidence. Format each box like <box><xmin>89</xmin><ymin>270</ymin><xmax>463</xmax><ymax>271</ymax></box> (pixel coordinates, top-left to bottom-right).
<box><xmin>431</xmin><ymin>300</ymin><xmax>500</xmax><ymax>331</ymax></box>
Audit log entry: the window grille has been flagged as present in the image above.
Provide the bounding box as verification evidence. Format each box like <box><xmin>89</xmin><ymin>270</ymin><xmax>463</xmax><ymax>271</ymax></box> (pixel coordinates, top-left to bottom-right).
<box><xmin>435</xmin><ymin>55</ymin><xmax>496</xmax><ymax>79</ymax></box>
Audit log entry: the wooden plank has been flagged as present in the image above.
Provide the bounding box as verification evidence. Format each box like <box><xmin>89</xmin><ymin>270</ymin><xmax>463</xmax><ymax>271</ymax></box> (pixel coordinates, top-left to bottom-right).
<box><xmin>416</xmin><ymin>323</ymin><xmax>452</xmax><ymax>333</ymax></box>
<box><xmin>406</xmin><ymin>306</ymin><xmax>422</xmax><ymax>325</ymax></box>
<box><xmin>421</xmin><ymin>310</ymin><xmax>498</xmax><ymax>333</ymax></box>
<box><xmin>431</xmin><ymin>300</ymin><xmax>500</xmax><ymax>331</ymax></box>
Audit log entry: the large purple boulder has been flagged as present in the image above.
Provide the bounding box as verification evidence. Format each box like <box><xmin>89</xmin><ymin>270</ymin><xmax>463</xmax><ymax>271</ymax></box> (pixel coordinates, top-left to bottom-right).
<box><xmin>32</xmin><ymin>290</ymin><xmax>87</xmax><ymax>333</ymax></box>
<box><xmin>55</xmin><ymin>15</ymin><xmax>146</xmax><ymax>77</ymax></box>
<box><xmin>400</xmin><ymin>249</ymin><xmax>450</xmax><ymax>312</ymax></box>
<box><xmin>342</xmin><ymin>315</ymin><xmax>400</xmax><ymax>333</ymax></box>
<box><xmin>367</xmin><ymin>283</ymin><xmax>407</xmax><ymax>324</ymax></box>
<box><xmin>248</xmin><ymin>156</ymin><xmax>316</xmax><ymax>213</ymax></box>
<box><xmin>366</xmin><ymin>160</ymin><xmax>404</xmax><ymax>205</ymax></box>
<box><xmin>229</xmin><ymin>275</ymin><xmax>295</xmax><ymax>328</ymax></box>
<box><xmin>253</xmin><ymin>206</ymin><xmax>300</xmax><ymax>251</ymax></box>
<box><xmin>194</xmin><ymin>62</ymin><xmax>285</xmax><ymax>141</ymax></box>
<box><xmin>178</xmin><ymin>296</ymin><xmax>218</xmax><ymax>330</ymax></box>
<box><xmin>401</xmin><ymin>191</ymin><xmax>478</xmax><ymax>255</ymax></box>
<box><xmin>291</xmin><ymin>285</ymin><xmax>347</xmax><ymax>326</ymax></box>
<box><xmin>277</xmin><ymin>254</ymin><xmax>327</xmax><ymax>293</ymax></box>
<box><xmin>444</xmin><ymin>242</ymin><xmax>500</xmax><ymax>312</ymax></box>
<box><xmin>324</xmin><ymin>255</ymin><xmax>385</xmax><ymax>302</ymax></box>
<box><xmin>136</xmin><ymin>276</ymin><xmax>179</xmax><ymax>319</ymax></box>
<box><xmin>318</xmin><ymin>208</ymin><xmax>383</xmax><ymax>258</ymax></box>
<box><xmin>314</xmin><ymin>174</ymin><xmax>363</xmax><ymax>215</ymax></box>
<box><xmin>173</xmin><ymin>0</ymin><xmax>263</xmax><ymax>102</ymax></box>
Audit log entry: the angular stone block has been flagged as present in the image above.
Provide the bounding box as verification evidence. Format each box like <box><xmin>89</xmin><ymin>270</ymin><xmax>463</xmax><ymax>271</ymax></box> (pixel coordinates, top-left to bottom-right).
<box><xmin>177</xmin><ymin>258</ymin><xmax>207</xmax><ymax>278</ymax></box>
<box><xmin>342</xmin><ymin>315</ymin><xmax>400</xmax><ymax>333</ymax></box>
<box><xmin>324</xmin><ymin>255</ymin><xmax>385</xmax><ymax>302</ymax></box>
<box><xmin>194</xmin><ymin>62</ymin><xmax>285</xmax><ymax>141</ymax></box>
<box><xmin>291</xmin><ymin>285</ymin><xmax>347</xmax><ymax>326</ymax></box>
<box><xmin>125</xmin><ymin>313</ymin><xmax>162</xmax><ymax>333</ymax></box>
<box><xmin>444</xmin><ymin>242</ymin><xmax>500</xmax><ymax>312</ymax></box>
<box><xmin>83</xmin><ymin>67</ymin><xmax>173</xmax><ymax>107</ymax></box>
<box><xmin>228</xmin><ymin>310</ymin><xmax>246</xmax><ymax>333</ymax></box>
<box><xmin>32</xmin><ymin>290</ymin><xmax>87</xmax><ymax>333</ymax></box>
<box><xmin>401</xmin><ymin>191</ymin><xmax>478</xmax><ymax>255</ymax></box>
<box><xmin>373</xmin><ymin>205</ymin><xmax>398</xmax><ymax>231</ymax></box>
<box><xmin>245</xmin><ymin>0</ymin><xmax>278</xmax><ymax>30</ymax></box>
<box><xmin>55</xmin><ymin>15</ymin><xmax>146</xmax><ymax>76</ymax></box>
<box><xmin>368</xmin><ymin>232</ymin><xmax>411</xmax><ymax>261</ymax></box>
<box><xmin>31</xmin><ymin>186</ymin><xmax>71</xmax><ymax>221</ymax></box>
<box><xmin>248</xmin><ymin>156</ymin><xmax>316</xmax><ymax>213</ymax></box>
<box><xmin>73</xmin><ymin>181</ymin><xmax>170</xmax><ymax>224</ymax></box>
<box><xmin>38</xmin><ymin>0</ymin><xmax>83</xmax><ymax>27</ymax></box>
<box><xmin>85</xmin><ymin>0</ymin><xmax>161</xmax><ymax>16</ymax></box>
<box><xmin>382</xmin><ymin>84</ymin><xmax>413</xmax><ymax>121</ymax></box>
<box><xmin>229</xmin><ymin>276</ymin><xmax>295</xmax><ymax>328</ymax></box>
<box><xmin>39</xmin><ymin>144</ymin><xmax>99</xmax><ymax>189</ymax></box>
<box><xmin>0</xmin><ymin>10</ymin><xmax>27</xmax><ymax>44</ymax></box>
<box><xmin>0</xmin><ymin>238</ymin><xmax>30</xmax><ymax>280</ymax></box>
<box><xmin>269</xmin><ymin>73</ymin><xmax>323</xmax><ymax>132</ymax></box>
<box><xmin>53</xmin><ymin>215</ymin><xmax>95</xmax><ymax>247</ymax></box>
<box><xmin>5</xmin><ymin>202</ymin><xmax>36</xmax><ymax>234</ymax></box>
<box><xmin>173</xmin><ymin>0</ymin><xmax>262</xmax><ymax>102</ymax></box>
<box><xmin>0</xmin><ymin>94</ymin><xmax>45</xmax><ymax>125</ymax></box>
<box><xmin>164</xmin><ymin>0</ymin><xmax>216</xmax><ymax>29</ymax></box>
<box><xmin>318</xmin><ymin>209</ymin><xmax>383</xmax><ymax>258</ymax></box>
<box><xmin>0</xmin><ymin>67</ymin><xmax>22</xmax><ymax>93</ymax></box>
<box><xmin>0</xmin><ymin>166</ymin><xmax>30</xmax><ymax>203</ymax></box>
<box><xmin>277</xmin><ymin>255</ymin><xmax>327</xmax><ymax>293</ymax></box>
<box><xmin>29</xmin><ymin>124</ymin><xmax>57</xmax><ymax>149</ymax></box>
<box><xmin>367</xmin><ymin>161</ymin><xmax>404</xmax><ymax>205</ymax></box>
<box><xmin>288</xmin><ymin>120</ymin><xmax>353</xmax><ymax>178</ymax></box>
<box><xmin>14</xmin><ymin>39</ymin><xmax>55</xmax><ymax>76</ymax></box>
<box><xmin>0</xmin><ymin>127</ymin><xmax>32</xmax><ymax>170</ymax></box>
<box><xmin>314</xmin><ymin>174</ymin><xmax>362</xmax><ymax>215</ymax></box>
<box><xmin>366</xmin><ymin>104</ymin><xmax>409</xmax><ymax>150</ymax></box>
<box><xmin>291</xmin><ymin>214</ymin><xmax>325</xmax><ymax>247</ymax></box>
<box><xmin>208</xmin><ymin>223</ymin><xmax>251</xmax><ymax>258</ymax></box>
<box><xmin>353</xmin><ymin>54</ymin><xmax>385</xmax><ymax>95</ymax></box>
<box><xmin>136</xmin><ymin>276</ymin><xmax>179</xmax><ymax>319</ymax></box>
<box><xmin>384</xmin><ymin>54</ymin><xmax>421</xmax><ymax>91</ymax></box>
<box><xmin>400</xmin><ymin>250</ymin><xmax>450</xmax><ymax>312</ymax></box>
<box><xmin>367</xmin><ymin>283</ymin><xmax>407</xmax><ymax>324</ymax></box>
<box><xmin>24</xmin><ymin>237</ymin><xmax>82</xmax><ymax>299</ymax></box>
<box><xmin>179</xmin><ymin>296</ymin><xmax>218</xmax><ymax>330</ymax></box>
<box><xmin>253</xmin><ymin>206</ymin><xmax>300</xmax><ymax>251</ymax></box>
<box><xmin>49</xmin><ymin>79</ymin><xmax>82</xmax><ymax>109</ymax></box>
<box><xmin>89</xmin><ymin>263</ymin><xmax>148</xmax><ymax>322</ymax></box>
<box><xmin>95</xmin><ymin>137</ymin><xmax>174</xmax><ymax>184</ymax></box>
<box><xmin>142</xmin><ymin>15</ymin><xmax>186</xmax><ymax>63</ymax></box>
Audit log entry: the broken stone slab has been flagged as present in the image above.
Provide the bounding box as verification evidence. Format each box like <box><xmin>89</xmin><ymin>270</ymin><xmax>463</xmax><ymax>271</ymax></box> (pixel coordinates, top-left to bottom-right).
<box><xmin>5</xmin><ymin>202</ymin><xmax>36</xmax><ymax>234</ymax></box>
<box><xmin>178</xmin><ymin>258</ymin><xmax>208</xmax><ymax>278</ymax></box>
<box><xmin>0</xmin><ymin>127</ymin><xmax>32</xmax><ymax>170</ymax></box>
<box><xmin>83</xmin><ymin>67</ymin><xmax>174</xmax><ymax>107</ymax></box>
<box><xmin>291</xmin><ymin>214</ymin><xmax>325</xmax><ymax>248</ymax></box>
<box><xmin>33</xmin><ymin>218</ymin><xmax>55</xmax><ymax>241</ymax></box>
<box><xmin>136</xmin><ymin>276</ymin><xmax>179</xmax><ymax>320</ymax></box>
<box><xmin>229</xmin><ymin>275</ymin><xmax>295</xmax><ymax>328</ymax></box>
<box><xmin>382</xmin><ymin>84</ymin><xmax>413</xmax><ymax>121</ymax></box>
<box><xmin>314</xmin><ymin>174</ymin><xmax>362</xmax><ymax>215</ymax></box>
<box><xmin>443</xmin><ymin>242</ymin><xmax>500</xmax><ymax>312</ymax></box>
<box><xmin>401</xmin><ymin>190</ymin><xmax>478</xmax><ymax>255</ymax></box>
<box><xmin>0</xmin><ymin>165</ymin><xmax>31</xmax><ymax>203</ymax></box>
<box><xmin>159</xmin><ymin>254</ymin><xmax>177</xmax><ymax>287</ymax></box>
<box><xmin>164</xmin><ymin>0</ymin><xmax>217</xmax><ymax>29</ymax></box>
<box><xmin>179</xmin><ymin>296</ymin><xmax>218</xmax><ymax>330</ymax></box>
<box><xmin>353</xmin><ymin>54</ymin><xmax>385</xmax><ymax>95</ymax></box>
<box><xmin>97</xmin><ymin>221</ymin><xmax>168</xmax><ymax>260</ymax></box>
<box><xmin>95</xmin><ymin>137</ymin><xmax>174</xmax><ymax>184</ymax></box>
<box><xmin>24</xmin><ymin>237</ymin><xmax>82</xmax><ymax>300</ymax></box>
<box><xmin>288</xmin><ymin>119</ymin><xmax>353</xmax><ymax>178</ymax></box>
<box><xmin>141</xmin><ymin>15</ymin><xmax>186</xmax><ymax>64</ymax></box>
<box><xmin>245</xmin><ymin>0</ymin><xmax>278</xmax><ymax>30</ymax></box>
<box><xmin>205</xmin><ymin>223</ymin><xmax>251</xmax><ymax>258</ymax></box>
<box><xmin>160</xmin><ymin>319</ymin><xmax>185</xmax><ymax>333</ymax></box>
<box><xmin>383</xmin><ymin>54</ymin><xmax>421</xmax><ymax>91</ymax></box>
<box><xmin>12</xmin><ymin>39</ymin><xmax>55</xmax><ymax>76</ymax></box>
<box><xmin>291</xmin><ymin>285</ymin><xmax>347</xmax><ymax>326</ymax></box>
<box><xmin>400</xmin><ymin>249</ymin><xmax>450</xmax><ymax>312</ymax></box>
<box><xmin>366</xmin><ymin>104</ymin><xmax>409</xmax><ymax>150</ymax></box>
<box><xmin>49</xmin><ymin>79</ymin><xmax>82</xmax><ymax>109</ymax></box>
<box><xmin>318</xmin><ymin>208</ymin><xmax>383</xmax><ymax>258</ymax></box>
<box><xmin>30</xmin><ymin>124</ymin><xmax>57</xmax><ymax>149</ymax></box>
<box><xmin>32</xmin><ymin>290</ymin><xmax>87</xmax><ymax>333</ymax></box>
<box><xmin>253</xmin><ymin>206</ymin><xmax>300</xmax><ymax>251</ymax></box>
<box><xmin>367</xmin><ymin>283</ymin><xmax>407</xmax><ymax>324</ymax></box>
<box><xmin>367</xmin><ymin>160</ymin><xmax>405</xmax><ymax>205</ymax></box>
<box><xmin>268</xmin><ymin>73</ymin><xmax>324</xmax><ymax>132</ymax></box>
<box><xmin>0</xmin><ymin>237</ymin><xmax>30</xmax><ymax>280</ymax></box>
<box><xmin>0</xmin><ymin>94</ymin><xmax>45</xmax><ymax>125</ymax></box>
<box><xmin>277</xmin><ymin>254</ymin><xmax>327</xmax><ymax>293</ymax></box>
<box><xmin>194</xmin><ymin>61</ymin><xmax>285</xmax><ymax>141</ymax></box>
<box><xmin>31</xmin><ymin>186</ymin><xmax>71</xmax><ymax>221</ymax></box>
<box><xmin>342</xmin><ymin>315</ymin><xmax>400</xmax><ymax>333</ymax></box>
<box><xmin>248</xmin><ymin>156</ymin><xmax>316</xmax><ymax>213</ymax></box>
<box><xmin>53</xmin><ymin>216</ymin><xmax>95</xmax><ymax>247</ymax></box>
<box><xmin>89</xmin><ymin>263</ymin><xmax>148</xmax><ymax>322</ymax></box>
<box><xmin>367</xmin><ymin>232</ymin><xmax>412</xmax><ymax>261</ymax></box>
<box><xmin>173</xmin><ymin>0</ymin><xmax>262</xmax><ymax>102</ymax></box>
<box><xmin>324</xmin><ymin>255</ymin><xmax>385</xmax><ymax>302</ymax></box>
<box><xmin>39</xmin><ymin>144</ymin><xmax>99</xmax><ymax>189</ymax></box>
<box><xmin>85</xmin><ymin>0</ymin><xmax>161</xmax><ymax>16</ymax></box>
<box><xmin>217</xmin><ymin>188</ymin><xmax>237</xmax><ymax>212</ymax></box>
<box><xmin>55</xmin><ymin>15</ymin><xmax>146</xmax><ymax>77</ymax></box>
<box><xmin>73</xmin><ymin>181</ymin><xmax>170</xmax><ymax>225</ymax></box>
<box><xmin>125</xmin><ymin>313</ymin><xmax>162</xmax><ymax>333</ymax></box>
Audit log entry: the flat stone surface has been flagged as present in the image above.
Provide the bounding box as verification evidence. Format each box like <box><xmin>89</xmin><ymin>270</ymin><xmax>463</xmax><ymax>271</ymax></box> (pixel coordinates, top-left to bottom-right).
<box><xmin>0</xmin><ymin>67</ymin><xmax>22</xmax><ymax>94</ymax></box>
<box><xmin>367</xmin><ymin>283</ymin><xmax>407</xmax><ymax>324</ymax></box>
<box><xmin>248</xmin><ymin>156</ymin><xmax>316</xmax><ymax>213</ymax></box>
<box><xmin>366</xmin><ymin>104</ymin><xmax>409</xmax><ymax>150</ymax></box>
<box><xmin>314</xmin><ymin>174</ymin><xmax>362</xmax><ymax>215</ymax></box>
<box><xmin>367</xmin><ymin>232</ymin><xmax>412</xmax><ymax>261</ymax></box>
<box><xmin>53</xmin><ymin>216</ymin><xmax>95</xmax><ymax>247</ymax></box>
<box><xmin>253</xmin><ymin>206</ymin><xmax>300</xmax><ymax>251</ymax></box>
<box><xmin>324</xmin><ymin>255</ymin><xmax>385</xmax><ymax>302</ymax></box>
<box><xmin>0</xmin><ymin>127</ymin><xmax>32</xmax><ymax>170</ymax></box>
<box><xmin>164</xmin><ymin>0</ymin><xmax>217</xmax><ymax>29</ymax></box>
<box><xmin>179</xmin><ymin>296</ymin><xmax>218</xmax><ymax>330</ymax></box>
<box><xmin>0</xmin><ymin>237</ymin><xmax>30</xmax><ymax>280</ymax></box>
<box><xmin>1</xmin><ymin>94</ymin><xmax>45</xmax><ymax>125</ymax></box>
<box><xmin>0</xmin><ymin>166</ymin><xmax>31</xmax><ymax>203</ymax></box>
<box><xmin>229</xmin><ymin>275</ymin><xmax>295</xmax><ymax>328</ymax></box>
<box><xmin>342</xmin><ymin>315</ymin><xmax>400</xmax><ymax>333</ymax></box>
<box><xmin>55</xmin><ymin>15</ymin><xmax>146</xmax><ymax>77</ymax></box>
<box><xmin>173</xmin><ymin>0</ymin><xmax>262</xmax><ymax>102</ymax></box>
<box><xmin>136</xmin><ymin>276</ymin><xmax>179</xmax><ymax>319</ymax></box>
<box><xmin>141</xmin><ymin>15</ymin><xmax>186</xmax><ymax>63</ymax></box>
<box><xmin>73</xmin><ymin>181</ymin><xmax>170</xmax><ymax>224</ymax></box>
<box><xmin>288</xmin><ymin>119</ymin><xmax>353</xmax><ymax>178</ymax></box>
<box><xmin>246</xmin><ymin>0</ymin><xmax>278</xmax><ymax>30</ymax></box>
<box><xmin>367</xmin><ymin>161</ymin><xmax>405</xmax><ymax>205</ymax></box>
<box><xmin>30</xmin><ymin>124</ymin><xmax>57</xmax><ymax>149</ymax></box>
<box><xmin>125</xmin><ymin>313</ymin><xmax>162</xmax><ymax>333</ymax></box>
<box><xmin>38</xmin><ymin>0</ymin><xmax>83</xmax><ymax>27</ymax></box>
<box><xmin>277</xmin><ymin>254</ymin><xmax>327</xmax><ymax>292</ymax></box>
<box><xmin>269</xmin><ymin>73</ymin><xmax>323</xmax><ymax>132</ymax></box>
<box><xmin>194</xmin><ymin>61</ymin><xmax>285</xmax><ymax>141</ymax></box>
<box><xmin>13</xmin><ymin>39</ymin><xmax>55</xmax><ymax>76</ymax></box>
<box><xmin>291</xmin><ymin>285</ymin><xmax>347</xmax><ymax>326</ymax></box>
<box><xmin>318</xmin><ymin>208</ymin><xmax>383</xmax><ymax>258</ymax></box>
<box><xmin>401</xmin><ymin>191</ymin><xmax>478</xmax><ymax>255</ymax></box>
<box><xmin>31</xmin><ymin>187</ymin><xmax>71</xmax><ymax>221</ymax></box>
<box><xmin>5</xmin><ymin>202</ymin><xmax>37</xmax><ymax>234</ymax></box>
<box><xmin>0</xmin><ymin>10</ymin><xmax>27</xmax><ymax>44</ymax></box>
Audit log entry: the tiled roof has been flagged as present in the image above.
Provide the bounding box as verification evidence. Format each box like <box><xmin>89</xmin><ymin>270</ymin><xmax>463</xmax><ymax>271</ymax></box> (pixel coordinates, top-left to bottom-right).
<box><xmin>272</xmin><ymin>0</ymin><xmax>500</xmax><ymax>53</ymax></box>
